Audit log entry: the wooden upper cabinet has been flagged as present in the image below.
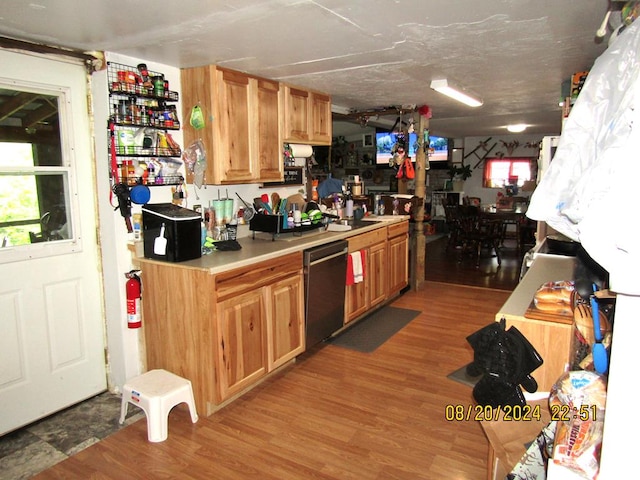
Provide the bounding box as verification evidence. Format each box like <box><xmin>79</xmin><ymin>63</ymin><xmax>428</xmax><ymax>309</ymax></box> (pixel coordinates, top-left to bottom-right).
<box><xmin>256</xmin><ymin>78</ymin><xmax>284</xmax><ymax>182</ymax></box>
<box><xmin>215</xmin><ymin>68</ymin><xmax>255</xmax><ymax>183</ymax></box>
<box><xmin>283</xmin><ymin>84</ymin><xmax>332</xmax><ymax>145</ymax></box>
<box><xmin>180</xmin><ymin>65</ymin><xmax>282</xmax><ymax>184</ymax></box>
<box><xmin>283</xmin><ymin>86</ymin><xmax>310</xmax><ymax>142</ymax></box>
<box><xmin>180</xmin><ymin>65</ymin><xmax>214</xmax><ymax>183</ymax></box>
<box><xmin>311</xmin><ymin>92</ymin><xmax>332</xmax><ymax>144</ymax></box>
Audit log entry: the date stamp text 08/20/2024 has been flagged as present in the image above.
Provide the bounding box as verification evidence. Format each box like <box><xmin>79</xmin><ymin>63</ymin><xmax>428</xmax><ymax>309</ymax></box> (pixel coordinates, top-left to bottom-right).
<box><xmin>444</xmin><ymin>404</ymin><xmax>598</xmax><ymax>422</ymax></box>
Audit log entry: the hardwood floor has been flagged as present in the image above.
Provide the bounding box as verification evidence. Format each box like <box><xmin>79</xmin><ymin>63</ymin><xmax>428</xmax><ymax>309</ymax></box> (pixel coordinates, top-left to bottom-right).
<box><xmin>34</xmin><ymin>282</ymin><xmax>511</xmax><ymax>480</ymax></box>
<box><xmin>425</xmin><ymin>235</ymin><xmax>523</xmax><ymax>291</ymax></box>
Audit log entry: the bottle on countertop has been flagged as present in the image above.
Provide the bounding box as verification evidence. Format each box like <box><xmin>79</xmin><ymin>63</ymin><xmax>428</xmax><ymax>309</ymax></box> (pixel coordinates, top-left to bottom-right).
<box><xmin>374</xmin><ymin>194</ymin><xmax>381</xmax><ymax>215</ymax></box>
<box><xmin>292</xmin><ymin>203</ymin><xmax>302</xmax><ymax>227</ymax></box>
<box><xmin>345</xmin><ymin>191</ymin><xmax>354</xmax><ymax>218</ymax></box>
<box><xmin>392</xmin><ymin>198</ymin><xmax>400</xmax><ymax>215</ymax></box>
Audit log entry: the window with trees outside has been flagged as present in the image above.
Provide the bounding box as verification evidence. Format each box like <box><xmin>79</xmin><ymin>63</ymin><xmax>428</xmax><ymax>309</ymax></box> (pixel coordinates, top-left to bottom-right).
<box><xmin>0</xmin><ymin>87</ymin><xmax>73</xmax><ymax>249</ymax></box>
<box><xmin>482</xmin><ymin>157</ymin><xmax>535</xmax><ymax>188</ymax></box>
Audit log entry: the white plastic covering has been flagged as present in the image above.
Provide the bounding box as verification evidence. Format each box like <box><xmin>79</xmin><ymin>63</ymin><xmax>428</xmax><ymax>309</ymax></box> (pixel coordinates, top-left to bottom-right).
<box><xmin>527</xmin><ymin>22</ymin><xmax>640</xmax><ymax>295</ymax></box>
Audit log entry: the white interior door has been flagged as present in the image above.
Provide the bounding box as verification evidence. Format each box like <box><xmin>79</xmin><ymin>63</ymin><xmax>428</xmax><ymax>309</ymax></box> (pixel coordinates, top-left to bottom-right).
<box><xmin>0</xmin><ymin>50</ymin><xmax>107</xmax><ymax>435</ymax></box>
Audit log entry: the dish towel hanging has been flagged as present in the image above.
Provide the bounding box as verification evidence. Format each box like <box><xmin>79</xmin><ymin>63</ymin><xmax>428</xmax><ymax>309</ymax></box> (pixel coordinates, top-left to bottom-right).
<box><xmin>346</xmin><ymin>251</ymin><xmax>366</xmax><ymax>286</ymax></box>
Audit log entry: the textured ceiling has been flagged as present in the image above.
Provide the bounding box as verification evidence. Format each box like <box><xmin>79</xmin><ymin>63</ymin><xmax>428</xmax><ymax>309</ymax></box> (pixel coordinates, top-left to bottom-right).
<box><xmin>0</xmin><ymin>0</ymin><xmax>619</xmax><ymax>138</ymax></box>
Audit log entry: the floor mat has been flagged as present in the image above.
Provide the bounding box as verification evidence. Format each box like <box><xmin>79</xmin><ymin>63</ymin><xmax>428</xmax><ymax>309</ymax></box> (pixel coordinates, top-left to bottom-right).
<box><xmin>447</xmin><ymin>363</ymin><xmax>483</xmax><ymax>388</ymax></box>
<box><xmin>328</xmin><ymin>306</ymin><xmax>420</xmax><ymax>353</ymax></box>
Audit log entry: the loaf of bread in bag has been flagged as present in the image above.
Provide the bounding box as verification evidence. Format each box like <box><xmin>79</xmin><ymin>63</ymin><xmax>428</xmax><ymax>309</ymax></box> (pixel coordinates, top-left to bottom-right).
<box><xmin>534</xmin><ymin>280</ymin><xmax>575</xmax><ymax>305</ymax></box>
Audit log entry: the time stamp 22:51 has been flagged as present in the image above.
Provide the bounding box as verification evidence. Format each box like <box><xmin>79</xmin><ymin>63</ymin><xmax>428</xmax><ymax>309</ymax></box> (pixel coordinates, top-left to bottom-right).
<box><xmin>444</xmin><ymin>404</ymin><xmax>598</xmax><ymax>422</ymax></box>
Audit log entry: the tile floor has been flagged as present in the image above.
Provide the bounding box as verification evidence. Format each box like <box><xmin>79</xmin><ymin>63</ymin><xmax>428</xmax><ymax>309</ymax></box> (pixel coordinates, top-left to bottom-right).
<box><xmin>0</xmin><ymin>392</ymin><xmax>144</xmax><ymax>480</ymax></box>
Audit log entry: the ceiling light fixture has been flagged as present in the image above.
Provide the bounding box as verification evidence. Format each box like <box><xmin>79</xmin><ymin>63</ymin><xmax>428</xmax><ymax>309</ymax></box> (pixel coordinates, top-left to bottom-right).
<box><xmin>430</xmin><ymin>79</ymin><xmax>483</xmax><ymax>107</ymax></box>
<box><xmin>506</xmin><ymin>124</ymin><xmax>527</xmax><ymax>133</ymax></box>
<box><xmin>331</xmin><ymin>104</ymin><xmax>352</xmax><ymax>115</ymax></box>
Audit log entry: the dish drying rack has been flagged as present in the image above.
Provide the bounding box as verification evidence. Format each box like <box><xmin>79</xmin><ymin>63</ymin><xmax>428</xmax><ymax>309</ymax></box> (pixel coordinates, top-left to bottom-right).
<box><xmin>249</xmin><ymin>214</ymin><xmax>326</xmax><ymax>241</ymax></box>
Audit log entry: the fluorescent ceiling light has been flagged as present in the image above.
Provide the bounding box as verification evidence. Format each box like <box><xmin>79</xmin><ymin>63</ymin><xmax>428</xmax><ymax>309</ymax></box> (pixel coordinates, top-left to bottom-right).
<box><xmin>507</xmin><ymin>124</ymin><xmax>527</xmax><ymax>133</ymax></box>
<box><xmin>430</xmin><ymin>79</ymin><xmax>483</xmax><ymax>107</ymax></box>
<box><xmin>331</xmin><ymin>104</ymin><xmax>352</xmax><ymax>115</ymax></box>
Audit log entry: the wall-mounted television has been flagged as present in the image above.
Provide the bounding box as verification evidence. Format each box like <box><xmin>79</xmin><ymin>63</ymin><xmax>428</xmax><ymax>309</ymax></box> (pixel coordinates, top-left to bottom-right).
<box><xmin>375</xmin><ymin>130</ymin><xmax>450</xmax><ymax>168</ymax></box>
<box><xmin>375</xmin><ymin>131</ymin><xmax>417</xmax><ymax>166</ymax></box>
<box><xmin>428</xmin><ymin>135</ymin><xmax>450</xmax><ymax>162</ymax></box>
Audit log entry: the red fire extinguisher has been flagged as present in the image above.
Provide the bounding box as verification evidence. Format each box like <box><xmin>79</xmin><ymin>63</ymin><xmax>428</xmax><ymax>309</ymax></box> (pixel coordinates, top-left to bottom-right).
<box><xmin>125</xmin><ymin>270</ymin><xmax>142</xmax><ymax>329</ymax></box>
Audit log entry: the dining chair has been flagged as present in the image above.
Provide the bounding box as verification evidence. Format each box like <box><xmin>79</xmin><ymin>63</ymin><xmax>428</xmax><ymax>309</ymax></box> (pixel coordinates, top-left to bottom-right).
<box><xmin>458</xmin><ymin>207</ymin><xmax>502</xmax><ymax>268</ymax></box>
<box><xmin>443</xmin><ymin>204</ymin><xmax>463</xmax><ymax>249</ymax></box>
<box><xmin>518</xmin><ymin>216</ymin><xmax>537</xmax><ymax>252</ymax></box>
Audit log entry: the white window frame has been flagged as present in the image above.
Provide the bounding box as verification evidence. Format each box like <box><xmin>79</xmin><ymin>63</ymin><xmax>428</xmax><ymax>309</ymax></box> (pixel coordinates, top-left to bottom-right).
<box><xmin>0</xmin><ymin>80</ymin><xmax>83</xmax><ymax>264</ymax></box>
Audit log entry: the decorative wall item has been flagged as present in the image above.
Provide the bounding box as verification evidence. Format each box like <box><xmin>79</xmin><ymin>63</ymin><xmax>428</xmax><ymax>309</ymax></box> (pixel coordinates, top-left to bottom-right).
<box><xmin>465</xmin><ymin>137</ymin><xmax>497</xmax><ymax>168</ymax></box>
<box><xmin>500</xmin><ymin>140</ymin><xmax>520</xmax><ymax>156</ymax></box>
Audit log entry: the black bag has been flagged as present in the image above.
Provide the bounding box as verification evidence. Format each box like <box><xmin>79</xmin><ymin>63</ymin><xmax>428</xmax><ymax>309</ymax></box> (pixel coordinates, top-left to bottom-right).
<box><xmin>506</xmin><ymin>324</ymin><xmax>543</xmax><ymax>392</ymax></box>
<box><xmin>473</xmin><ymin>376</ymin><xmax>526</xmax><ymax>409</ymax></box>
<box><xmin>466</xmin><ymin>318</ymin><xmax>520</xmax><ymax>381</ymax></box>
<box><xmin>466</xmin><ymin>317</ymin><xmax>543</xmax><ymax>407</ymax></box>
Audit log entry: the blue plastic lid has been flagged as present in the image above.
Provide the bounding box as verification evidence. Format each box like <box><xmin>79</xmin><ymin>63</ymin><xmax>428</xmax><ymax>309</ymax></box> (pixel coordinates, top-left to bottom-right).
<box><xmin>130</xmin><ymin>185</ymin><xmax>151</xmax><ymax>205</ymax></box>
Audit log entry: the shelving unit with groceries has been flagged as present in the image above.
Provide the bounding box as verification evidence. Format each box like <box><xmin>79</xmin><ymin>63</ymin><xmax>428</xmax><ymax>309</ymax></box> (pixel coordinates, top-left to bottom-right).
<box><xmin>107</xmin><ymin>61</ymin><xmax>184</xmax><ymax>188</ymax></box>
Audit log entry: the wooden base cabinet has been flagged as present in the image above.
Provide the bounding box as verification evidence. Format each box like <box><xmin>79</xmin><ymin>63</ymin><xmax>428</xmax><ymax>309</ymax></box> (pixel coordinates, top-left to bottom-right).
<box><xmin>180</xmin><ymin>65</ymin><xmax>283</xmax><ymax>184</ymax></box>
<box><xmin>344</xmin><ymin>221</ymin><xmax>409</xmax><ymax>324</ymax></box>
<box><xmin>495</xmin><ymin>255</ymin><xmax>576</xmax><ymax>392</ymax></box>
<box><xmin>498</xmin><ymin>314</ymin><xmax>573</xmax><ymax>393</ymax></box>
<box><xmin>344</xmin><ymin>228</ymin><xmax>386</xmax><ymax>324</ymax></box>
<box><xmin>267</xmin><ymin>274</ymin><xmax>305</xmax><ymax>370</ymax></box>
<box><xmin>368</xmin><ymin>241</ymin><xmax>387</xmax><ymax>308</ymax></box>
<box><xmin>387</xmin><ymin>221</ymin><xmax>409</xmax><ymax>295</ymax></box>
<box><xmin>141</xmin><ymin>253</ymin><xmax>305</xmax><ymax>416</ymax></box>
<box><xmin>344</xmin><ymin>258</ymin><xmax>368</xmax><ymax>323</ymax></box>
<box><xmin>141</xmin><ymin>264</ymin><xmax>217</xmax><ymax>414</ymax></box>
<box><xmin>216</xmin><ymin>289</ymin><xmax>268</xmax><ymax>401</ymax></box>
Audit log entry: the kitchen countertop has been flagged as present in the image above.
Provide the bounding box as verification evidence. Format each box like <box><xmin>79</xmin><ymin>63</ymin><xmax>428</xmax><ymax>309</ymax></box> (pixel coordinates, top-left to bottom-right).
<box><xmin>137</xmin><ymin>215</ymin><xmax>409</xmax><ymax>274</ymax></box>
<box><xmin>497</xmin><ymin>253</ymin><xmax>576</xmax><ymax>319</ymax></box>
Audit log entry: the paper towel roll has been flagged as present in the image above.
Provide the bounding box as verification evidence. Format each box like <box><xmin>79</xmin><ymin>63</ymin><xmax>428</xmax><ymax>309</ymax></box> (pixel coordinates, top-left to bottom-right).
<box><xmin>289</xmin><ymin>144</ymin><xmax>314</xmax><ymax>158</ymax></box>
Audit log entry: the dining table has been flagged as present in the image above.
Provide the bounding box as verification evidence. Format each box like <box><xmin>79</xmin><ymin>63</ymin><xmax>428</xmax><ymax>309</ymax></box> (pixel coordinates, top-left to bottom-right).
<box><xmin>480</xmin><ymin>206</ymin><xmax>527</xmax><ymax>250</ymax></box>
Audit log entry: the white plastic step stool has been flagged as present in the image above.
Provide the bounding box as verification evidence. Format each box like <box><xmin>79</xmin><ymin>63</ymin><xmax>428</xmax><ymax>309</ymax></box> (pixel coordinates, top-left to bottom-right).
<box><xmin>119</xmin><ymin>369</ymin><xmax>199</xmax><ymax>442</ymax></box>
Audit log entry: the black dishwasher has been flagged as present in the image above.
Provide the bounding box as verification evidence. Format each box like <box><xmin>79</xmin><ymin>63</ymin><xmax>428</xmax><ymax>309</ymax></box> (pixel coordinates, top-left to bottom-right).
<box><xmin>303</xmin><ymin>240</ymin><xmax>348</xmax><ymax>348</ymax></box>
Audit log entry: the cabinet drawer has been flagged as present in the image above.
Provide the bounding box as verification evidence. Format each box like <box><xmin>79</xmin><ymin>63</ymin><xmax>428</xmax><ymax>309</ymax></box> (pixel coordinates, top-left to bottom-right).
<box><xmin>348</xmin><ymin>228</ymin><xmax>386</xmax><ymax>252</ymax></box>
<box><xmin>215</xmin><ymin>253</ymin><xmax>302</xmax><ymax>301</ymax></box>
<box><xmin>387</xmin><ymin>221</ymin><xmax>409</xmax><ymax>239</ymax></box>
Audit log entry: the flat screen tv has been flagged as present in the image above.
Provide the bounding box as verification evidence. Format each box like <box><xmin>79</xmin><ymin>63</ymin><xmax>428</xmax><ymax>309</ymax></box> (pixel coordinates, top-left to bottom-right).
<box><xmin>375</xmin><ymin>131</ymin><xmax>417</xmax><ymax>166</ymax></box>
<box><xmin>428</xmin><ymin>135</ymin><xmax>450</xmax><ymax>162</ymax></box>
<box><xmin>375</xmin><ymin>130</ymin><xmax>450</xmax><ymax>167</ymax></box>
